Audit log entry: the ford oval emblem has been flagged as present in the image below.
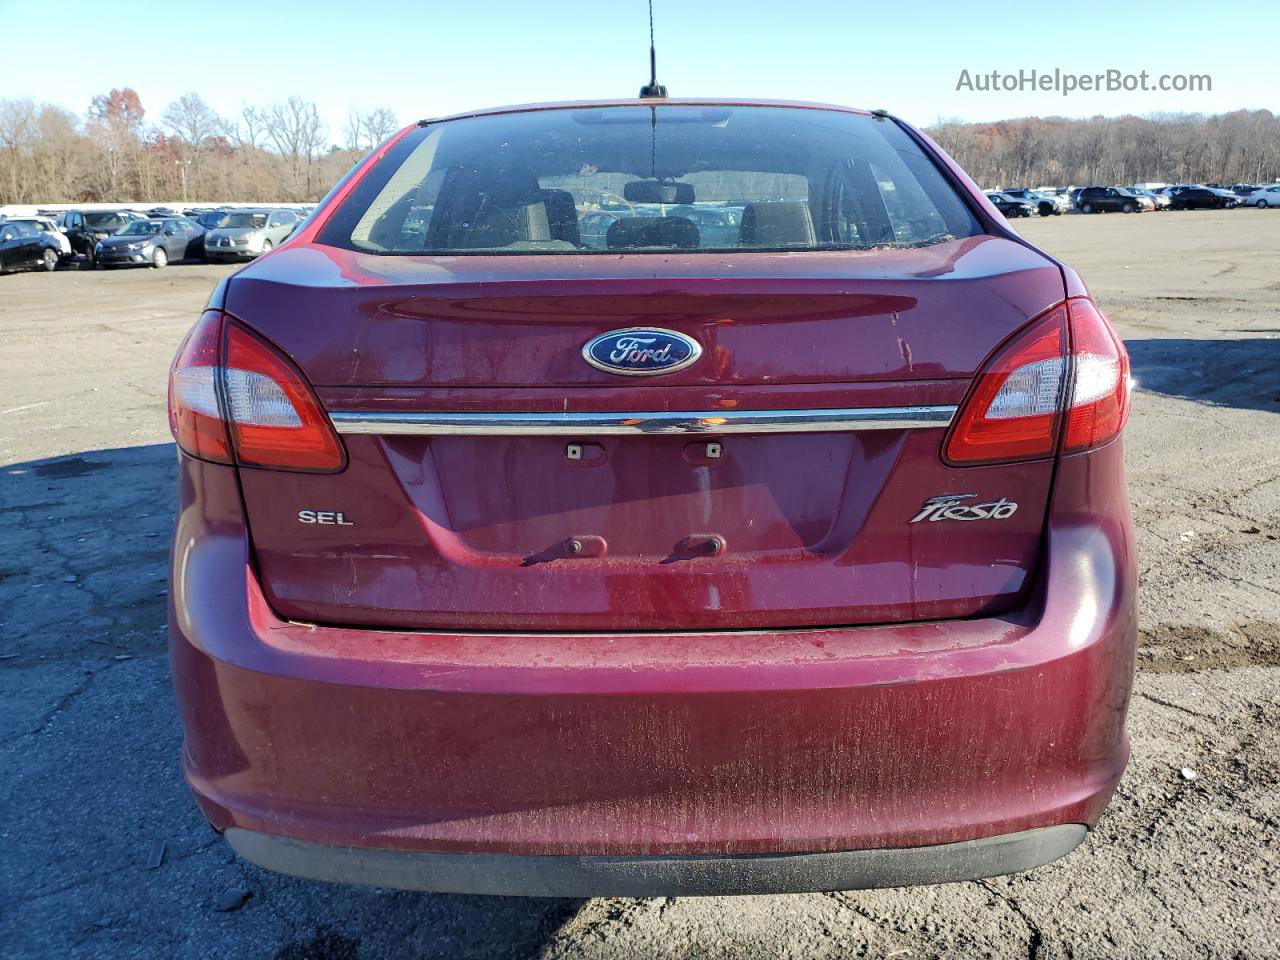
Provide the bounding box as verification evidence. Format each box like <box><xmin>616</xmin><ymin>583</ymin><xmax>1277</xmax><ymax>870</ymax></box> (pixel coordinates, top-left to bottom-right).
<box><xmin>582</xmin><ymin>328</ymin><xmax>702</xmax><ymax>376</ymax></box>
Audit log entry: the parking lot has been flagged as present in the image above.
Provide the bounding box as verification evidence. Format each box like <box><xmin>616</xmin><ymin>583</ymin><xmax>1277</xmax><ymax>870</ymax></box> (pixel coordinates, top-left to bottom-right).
<box><xmin>1</xmin><ymin>209</ymin><xmax>1277</xmax><ymax>959</ymax></box>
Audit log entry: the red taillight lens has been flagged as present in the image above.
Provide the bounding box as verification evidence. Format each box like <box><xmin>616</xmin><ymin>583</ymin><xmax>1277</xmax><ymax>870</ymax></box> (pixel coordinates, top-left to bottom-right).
<box><xmin>167</xmin><ymin>311</ymin><xmax>345</xmax><ymax>472</ymax></box>
<box><xmin>1063</xmin><ymin>298</ymin><xmax>1131</xmax><ymax>451</ymax></box>
<box><xmin>168</xmin><ymin>310</ymin><xmax>232</xmax><ymax>464</ymax></box>
<box><xmin>222</xmin><ymin>323</ymin><xmax>346</xmax><ymax>472</ymax></box>
<box><xmin>944</xmin><ymin>306</ymin><xmax>1068</xmax><ymax>465</ymax></box>
<box><xmin>945</xmin><ymin>298</ymin><xmax>1131</xmax><ymax>466</ymax></box>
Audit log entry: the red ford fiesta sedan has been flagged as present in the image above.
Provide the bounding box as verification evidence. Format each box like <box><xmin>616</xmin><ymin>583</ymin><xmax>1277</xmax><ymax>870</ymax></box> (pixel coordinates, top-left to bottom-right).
<box><xmin>168</xmin><ymin>99</ymin><xmax>1135</xmax><ymax>896</ymax></box>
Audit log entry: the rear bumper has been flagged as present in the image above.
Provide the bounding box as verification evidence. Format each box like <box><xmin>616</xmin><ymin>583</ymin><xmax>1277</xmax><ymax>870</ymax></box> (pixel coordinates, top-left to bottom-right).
<box><xmin>170</xmin><ymin>441</ymin><xmax>1135</xmax><ymax>890</ymax></box>
<box><xmin>225</xmin><ymin>823</ymin><xmax>1086</xmax><ymax>897</ymax></box>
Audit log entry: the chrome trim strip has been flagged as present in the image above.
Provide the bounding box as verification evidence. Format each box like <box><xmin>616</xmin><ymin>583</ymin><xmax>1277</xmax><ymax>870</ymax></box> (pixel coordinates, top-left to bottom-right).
<box><xmin>329</xmin><ymin>406</ymin><xmax>957</xmax><ymax>436</ymax></box>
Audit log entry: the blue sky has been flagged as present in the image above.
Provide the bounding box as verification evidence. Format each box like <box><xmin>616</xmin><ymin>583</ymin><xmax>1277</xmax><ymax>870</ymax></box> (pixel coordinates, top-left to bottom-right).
<box><xmin>3</xmin><ymin>0</ymin><xmax>1274</xmax><ymax>142</ymax></box>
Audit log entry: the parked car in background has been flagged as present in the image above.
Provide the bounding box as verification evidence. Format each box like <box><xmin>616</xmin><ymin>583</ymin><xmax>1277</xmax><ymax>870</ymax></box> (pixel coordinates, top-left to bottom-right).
<box><xmin>1239</xmin><ymin>184</ymin><xmax>1280</xmax><ymax>207</ymax></box>
<box><xmin>63</xmin><ymin>209</ymin><xmax>144</xmax><ymax>265</ymax></box>
<box><xmin>1002</xmin><ymin>189</ymin><xmax>1066</xmax><ymax>216</ymax></box>
<box><xmin>674</xmin><ymin>205</ymin><xmax>745</xmax><ymax>244</ymax></box>
<box><xmin>95</xmin><ymin>217</ymin><xmax>205</xmax><ymax>269</ymax></box>
<box><xmin>578</xmin><ymin>209</ymin><xmax>623</xmax><ymax>249</ymax></box>
<box><xmin>1075</xmin><ymin>187</ymin><xmax>1152</xmax><ymax>214</ymax></box>
<box><xmin>171</xmin><ymin>215</ymin><xmax>211</xmax><ymax>259</ymax></box>
<box><xmin>1128</xmin><ymin>187</ymin><xmax>1170</xmax><ymax>210</ymax></box>
<box><xmin>984</xmin><ymin>192</ymin><xmax>1037</xmax><ymax>218</ymax></box>
<box><xmin>3</xmin><ymin>216</ymin><xmax>73</xmax><ymax>261</ymax></box>
<box><xmin>0</xmin><ymin>219</ymin><xmax>62</xmax><ymax>273</ymax></box>
<box><xmin>204</xmin><ymin>208</ymin><xmax>299</xmax><ymax>260</ymax></box>
<box><xmin>168</xmin><ymin>99</ymin><xmax>1136</xmax><ymax>898</ymax></box>
<box><xmin>1169</xmin><ymin>187</ymin><xmax>1234</xmax><ymax>210</ymax></box>
<box><xmin>194</xmin><ymin>210</ymin><xmax>232</xmax><ymax>231</ymax></box>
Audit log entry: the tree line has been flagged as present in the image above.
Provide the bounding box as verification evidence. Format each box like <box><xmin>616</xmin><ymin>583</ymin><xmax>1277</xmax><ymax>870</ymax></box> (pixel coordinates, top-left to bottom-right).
<box><xmin>4</xmin><ymin>93</ymin><xmax>1278</xmax><ymax>204</ymax></box>
<box><xmin>0</xmin><ymin>89</ymin><xmax>400</xmax><ymax>205</ymax></box>
<box><xmin>925</xmin><ymin>110</ymin><xmax>1280</xmax><ymax>189</ymax></box>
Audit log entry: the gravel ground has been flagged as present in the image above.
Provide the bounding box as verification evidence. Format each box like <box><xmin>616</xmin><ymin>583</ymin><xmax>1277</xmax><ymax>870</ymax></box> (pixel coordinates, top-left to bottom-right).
<box><xmin>1</xmin><ymin>209</ymin><xmax>1277</xmax><ymax>959</ymax></box>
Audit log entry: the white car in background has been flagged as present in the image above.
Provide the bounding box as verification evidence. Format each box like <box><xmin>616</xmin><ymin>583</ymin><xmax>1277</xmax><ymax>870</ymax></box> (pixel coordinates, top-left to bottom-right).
<box><xmin>1239</xmin><ymin>184</ymin><xmax>1280</xmax><ymax>208</ymax></box>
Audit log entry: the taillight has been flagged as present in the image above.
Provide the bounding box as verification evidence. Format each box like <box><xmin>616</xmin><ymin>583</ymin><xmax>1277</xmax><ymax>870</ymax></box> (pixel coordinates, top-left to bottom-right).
<box><xmin>944</xmin><ymin>306</ymin><xmax>1068</xmax><ymax>465</ymax></box>
<box><xmin>168</xmin><ymin>310</ymin><xmax>232</xmax><ymax>464</ymax></box>
<box><xmin>1063</xmin><ymin>298</ymin><xmax>1131</xmax><ymax>451</ymax></box>
<box><xmin>167</xmin><ymin>311</ymin><xmax>345</xmax><ymax>472</ymax></box>
<box><xmin>945</xmin><ymin>298</ymin><xmax>1131</xmax><ymax>466</ymax></box>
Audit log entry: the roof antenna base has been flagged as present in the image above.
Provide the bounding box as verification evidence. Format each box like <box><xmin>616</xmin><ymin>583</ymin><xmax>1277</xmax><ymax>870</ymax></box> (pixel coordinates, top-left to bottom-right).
<box><xmin>638</xmin><ymin>1</ymin><xmax>668</xmax><ymax>100</ymax></box>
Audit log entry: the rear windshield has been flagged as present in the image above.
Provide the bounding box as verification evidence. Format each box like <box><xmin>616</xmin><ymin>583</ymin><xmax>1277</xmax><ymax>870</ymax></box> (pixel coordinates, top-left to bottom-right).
<box><xmin>319</xmin><ymin>105</ymin><xmax>982</xmax><ymax>255</ymax></box>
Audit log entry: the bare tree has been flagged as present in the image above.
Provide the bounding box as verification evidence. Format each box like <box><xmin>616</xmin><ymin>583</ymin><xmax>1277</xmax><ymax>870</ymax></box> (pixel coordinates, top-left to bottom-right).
<box><xmin>86</xmin><ymin>88</ymin><xmax>148</xmax><ymax>198</ymax></box>
<box><xmin>223</xmin><ymin>104</ymin><xmax>267</xmax><ymax>156</ymax></box>
<box><xmin>924</xmin><ymin>110</ymin><xmax>1280</xmax><ymax>187</ymax></box>
<box><xmin>0</xmin><ymin>98</ymin><xmax>37</xmax><ymax>202</ymax></box>
<box><xmin>162</xmin><ymin>92</ymin><xmax>223</xmax><ymax>159</ymax></box>
<box><xmin>264</xmin><ymin>96</ymin><xmax>326</xmax><ymax>197</ymax></box>
<box><xmin>343</xmin><ymin>107</ymin><xmax>366</xmax><ymax>151</ymax></box>
<box><xmin>344</xmin><ymin>106</ymin><xmax>400</xmax><ymax>151</ymax></box>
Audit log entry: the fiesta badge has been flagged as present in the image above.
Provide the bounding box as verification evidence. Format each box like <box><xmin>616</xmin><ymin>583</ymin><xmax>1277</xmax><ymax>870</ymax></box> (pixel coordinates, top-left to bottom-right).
<box><xmin>582</xmin><ymin>328</ymin><xmax>702</xmax><ymax>376</ymax></box>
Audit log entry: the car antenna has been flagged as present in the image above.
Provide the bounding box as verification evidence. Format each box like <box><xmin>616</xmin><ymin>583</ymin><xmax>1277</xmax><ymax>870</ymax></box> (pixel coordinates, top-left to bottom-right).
<box><xmin>638</xmin><ymin>0</ymin><xmax>668</xmax><ymax>98</ymax></box>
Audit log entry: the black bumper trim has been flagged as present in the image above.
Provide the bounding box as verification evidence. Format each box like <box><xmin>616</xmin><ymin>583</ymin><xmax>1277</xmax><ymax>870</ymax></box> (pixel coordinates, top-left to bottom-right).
<box><xmin>225</xmin><ymin>824</ymin><xmax>1087</xmax><ymax>897</ymax></box>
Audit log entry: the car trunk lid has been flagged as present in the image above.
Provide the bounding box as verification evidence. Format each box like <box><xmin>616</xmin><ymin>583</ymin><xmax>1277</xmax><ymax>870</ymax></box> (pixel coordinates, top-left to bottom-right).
<box><xmin>228</xmin><ymin>237</ymin><xmax>1065</xmax><ymax>631</ymax></box>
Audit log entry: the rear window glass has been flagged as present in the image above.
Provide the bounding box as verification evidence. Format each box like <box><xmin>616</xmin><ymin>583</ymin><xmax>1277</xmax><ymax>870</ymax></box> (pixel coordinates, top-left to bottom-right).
<box><xmin>319</xmin><ymin>105</ymin><xmax>981</xmax><ymax>256</ymax></box>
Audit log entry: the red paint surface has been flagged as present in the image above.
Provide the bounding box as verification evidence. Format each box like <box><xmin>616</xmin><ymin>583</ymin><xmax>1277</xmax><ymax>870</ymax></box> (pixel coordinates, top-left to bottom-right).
<box><xmin>172</xmin><ymin>440</ymin><xmax>1133</xmax><ymax>855</ymax></box>
<box><xmin>169</xmin><ymin>101</ymin><xmax>1136</xmax><ymax>859</ymax></box>
<box><xmin>226</xmin><ymin>234</ymin><xmax>1067</xmax><ymax>630</ymax></box>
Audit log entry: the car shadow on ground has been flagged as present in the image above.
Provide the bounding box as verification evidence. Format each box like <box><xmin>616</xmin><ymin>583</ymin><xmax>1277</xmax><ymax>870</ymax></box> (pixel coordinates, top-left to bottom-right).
<box><xmin>1125</xmin><ymin>336</ymin><xmax>1280</xmax><ymax>413</ymax></box>
<box><xmin>0</xmin><ymin>444</ymin><xmax>588</xmax><ymax>959</ymax></box>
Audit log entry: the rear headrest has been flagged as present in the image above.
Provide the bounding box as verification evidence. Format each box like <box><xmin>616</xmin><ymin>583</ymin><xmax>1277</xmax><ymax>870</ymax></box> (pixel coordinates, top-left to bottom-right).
<box><xmin>606</xmin><ymin>216</ymin><xmax>700</xmax><ymax>250</ymax></box>
<box><xmin>530</xmin><ymin>188</ymin><xmax>580</xmax><ymax>246</ymax></box>
<box><xmin>739</xmin><ymin>201</ymin><xmax>816</xmax><ymax>247</ymax></box>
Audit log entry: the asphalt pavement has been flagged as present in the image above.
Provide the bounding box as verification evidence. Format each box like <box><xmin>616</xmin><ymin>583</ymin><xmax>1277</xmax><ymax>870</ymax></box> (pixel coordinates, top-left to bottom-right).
<box><xmin>1</xmin><ymin>210</ymin><xmax>1277</xmax><ymax>958</ymax></box>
